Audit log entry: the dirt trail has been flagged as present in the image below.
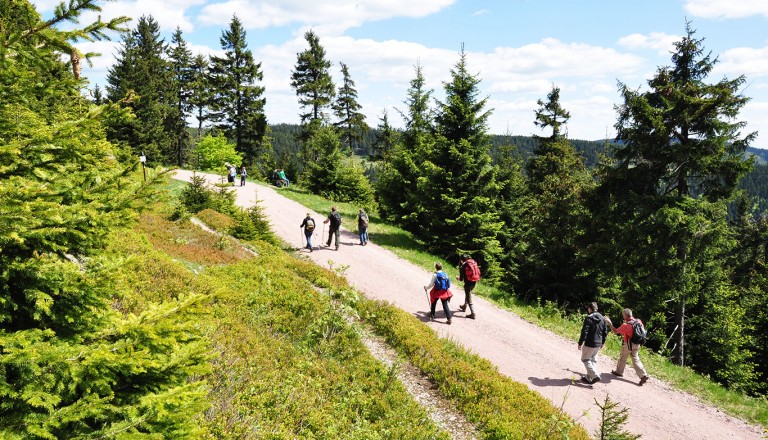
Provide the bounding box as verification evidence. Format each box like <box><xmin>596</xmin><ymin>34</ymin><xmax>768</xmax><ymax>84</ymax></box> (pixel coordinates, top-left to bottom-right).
<box><xmin>173</xmin><ymin>170</ymin><xmax>766</xmax><ymax>440</ymax></box>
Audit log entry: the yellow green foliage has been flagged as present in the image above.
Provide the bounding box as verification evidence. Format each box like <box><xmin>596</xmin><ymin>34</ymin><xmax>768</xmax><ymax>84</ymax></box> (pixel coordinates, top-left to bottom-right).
<box><xmin>196</xmin><ymin>208</ymin><xmax>236</xmax><ymax>232</ymax></box>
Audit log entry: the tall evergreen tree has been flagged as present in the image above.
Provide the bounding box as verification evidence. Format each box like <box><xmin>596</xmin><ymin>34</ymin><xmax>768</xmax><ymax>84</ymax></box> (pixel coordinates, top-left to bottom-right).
<box><xmin>418</xmin><ymin>50</ymin><xmax>502</xmax><ymax>276</ymax></box>
<box><xmin>208</xmin><ymin>15</ymin><xmax>268</xmax><ymax>165</ymax></box>
<box><xmin>332</xmin><ymin>62</ymin><xmax>368</xmax><ymax>154</ymax></box>
<box><xmin>167</xmin><ymin>27</ymin><xmax>193</xmax><ymax>167</ymax></box>
<box><xmin>371</xmin><ymin>109</ymin><xmax>400</xmax><ymax>161</ymax></box>
<box><xmin>522</xmin><ymin>86</ymin><xmax>593</xmax><ymax>303</ymax></box>
<box><xmin>375</xmin><ymin>63</ymin><xmax>433</xmax><ymax>228</ymax></box>
<box><xmin>189</xmin><ymin>54</ymin><xmax>211</xmax><ymax>139</ymax></box>
<box><xmin>290</xmin><ymin>29</ymin><xmax>335</xmax><ymax>146</ymax></box>
<box><xmin>592</xmin><ymin>24</ymin><xmax>754</xmax><ymax>369</ymax></box>
<box><xmin>105</xmin><ymin>15</ymin><xmax>174</xmax><ymax>164</ymax></box>
<box><xmin>1</xmin><ymin>1</ymin><xmax>207</xmax><ymax>437</ymax></box>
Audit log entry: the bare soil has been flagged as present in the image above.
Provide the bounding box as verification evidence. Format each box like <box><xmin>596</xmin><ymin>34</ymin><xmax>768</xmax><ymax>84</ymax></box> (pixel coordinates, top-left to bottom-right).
<box><xmin>174</xmin><ymin>170</ymin><xmax>766</xmax><ymax>440</ymax></box>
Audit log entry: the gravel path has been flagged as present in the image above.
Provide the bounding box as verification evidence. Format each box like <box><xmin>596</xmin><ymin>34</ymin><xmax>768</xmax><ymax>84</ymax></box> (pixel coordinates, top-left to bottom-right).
<box><xmin>174</xmin><ymin>170</ymin><xmax>766</xmax><ymax>440</ymax></box>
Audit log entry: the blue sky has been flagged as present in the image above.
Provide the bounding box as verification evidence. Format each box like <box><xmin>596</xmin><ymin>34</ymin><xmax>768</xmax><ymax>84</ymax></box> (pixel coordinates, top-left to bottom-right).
<box><xmin>40</xmin><ymin>0</ymin><xmax>768</xmax><ymax>144</ymax></box>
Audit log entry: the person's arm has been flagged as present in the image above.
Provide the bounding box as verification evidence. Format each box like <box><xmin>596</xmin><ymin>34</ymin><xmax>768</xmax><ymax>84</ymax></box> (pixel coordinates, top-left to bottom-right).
<box><xmin>604</xmin><ymin>316</ymin><xmax>620</xmax><ymax>334</ymax></box>
<box><xmin>424</xmin><ymin>273</ymin><xmax>437</xmax><ymax>291</ymax></box>
<box><xmin>577</xmin><ymin>318</ymin><xmax>589</xmax><ymax>349</ymax></box>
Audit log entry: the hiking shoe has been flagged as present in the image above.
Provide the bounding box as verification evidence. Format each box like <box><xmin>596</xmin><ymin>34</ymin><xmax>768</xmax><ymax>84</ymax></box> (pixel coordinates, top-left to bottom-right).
<box><xmin>580</xmin><ymin>376</ymin><xmax>592</xmax><ymax>384</ymax></box>
<box><xmin>466</xmin><ymin>313</ymin><xmax>476</xmax><ymax>319</ymax></box>
<box><xmin>610</xmin><ymin>370</ymin><xmax>623</xmax><ymax>377</ymax></box>
<box><xmin>429</xmin><ymin>313</ymin><xmax>435</xmax><ymax>322</ymax></box>
<box><xmin>458</xmin><ymin>304</ymin><xmax>467</xmax><ymax>312</ymax></box>
<box><xmin>639</xmin><ymin>376</ymin><xmax>649</xmax><ymax>386</ymax></box>
<box><xmin>446</xmin><ymin>318</ymin><xmax>452</xmax><ymax>325</ymax></box>
<box><xmin>591</xmin><ymin>376</ymin><xmax>602</xmax><ymax>384</ymax></box>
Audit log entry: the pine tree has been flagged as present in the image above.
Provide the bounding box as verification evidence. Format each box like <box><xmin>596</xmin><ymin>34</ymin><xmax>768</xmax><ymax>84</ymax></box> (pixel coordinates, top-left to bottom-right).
<box><xmin>593</xmin><ymin>395</ymin><xmax>641</xmax><ymax>440</ymax></box>
<box><xmin>371</xmin><ymin>109</ymin><xmax>400</xmax><ymax>161</ymax></box>
<box><xmin>593</xmin><ymin>23</ymin><xmax>754</xmax><ymax>367</ymax></box>
<box><xmin>105</xmin><ymin>15</ymin><xmax>174</xmax><ymax>165</ymax></box>
<box><xmin>167</xmin><ymin>27</ymin><xmax>194</xmax><ymax>167</ymax></box>
<box><xmin>208</xmin><ymin>15</ymin><xmax>268</xmax><ymax>165</ymax></box>
<box><xmin>1</xmin><ymin>1</ymin><xmax>207</xmax><ymax>437</ymax></box>
<box><xmin>189</xmin><ymin>54</ymin><xmax>211</xmax><ymax>139</ymax></box>
<box><xmin>333</xmin><ymin>62</ymin><xmax>369</xmax><ymax>154</ymax></box>
<box><xmin>522</xmin><ymin>86</ymin><xmax>592</xmax><ymax>303</ymax></box>
<box><xmin>290</xmin><ymin>29</ymin><xmax>335</xmax><ymax>146</ymax></box>
<box><xmin>419</xmin><ymin>49</ymin><xmax>502</xmax><ymax>276</ymax></box>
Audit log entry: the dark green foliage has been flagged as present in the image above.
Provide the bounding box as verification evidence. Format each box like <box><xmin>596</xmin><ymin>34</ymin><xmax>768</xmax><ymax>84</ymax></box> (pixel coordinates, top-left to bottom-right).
<box><xmin>180</xmin><ymin>174</ymin><xmax>213</xmax><ymax>213</ymax></box>
<box><xmin>208</xmin><ymin>15</ymin><xmax>268</xmax><ymax>165</ymax></box>
<box><xmin>332</xmin><ymin>62</ymin><xmax>369</xmax><ymax>153</ymax></box>
<box><xmin>370</xmin><ymin>109</ymin><xmax>400</xmax><ymax>161</ymax></box>
<box><xmin>418</xmin><ymin>50</ymin><xmax>502</xmax><ymax>276</ymax></box>
<box><xmin>189</xmin><ymin>54</ymin><xmax>212</xmax><ymax>138</ymax></box>
<box><xmin>301</xmin><ymin>126</ymin><xmax>375</xmax><ymax>207</ymax></box>
<box><xmin>291</xmin><ymin>30</ymin><xmax>335</xmax><ymax>128</ymax></box>
<box><xmin>105</xmin><ymin>15</ymin><xmax>175</xmax><ymax>165</ymax></box>
<box><xmin>166</xmin><ymin>27</ymin><xmax>194</xmax><ymax>167</ymax></box>
<box><xmin>1</xmin><ymin>2</ymin><xmax>207</xmax><ymax>437</ymax></box>
<box><xmin>594</xmin><ymin>395</ymin><xmax>641</xmax><ymax>440</ymax></box>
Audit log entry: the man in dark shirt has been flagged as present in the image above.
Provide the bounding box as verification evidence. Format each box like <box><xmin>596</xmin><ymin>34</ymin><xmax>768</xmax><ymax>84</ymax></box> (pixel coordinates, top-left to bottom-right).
<box><xmin>577</xmin><ymin>302</ymin><xmax>609</xmax><ymax>384</ymax></box>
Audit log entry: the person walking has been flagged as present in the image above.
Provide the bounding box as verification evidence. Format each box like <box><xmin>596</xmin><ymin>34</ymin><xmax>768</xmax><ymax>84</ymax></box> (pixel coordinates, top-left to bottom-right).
<box><xmin>225</xmin><ymin>163</ymin><xmax>236</xmax><ymax>185</ymax></box>
<box><xmin>424</xmin><ymin>262</ymin><xmax>453</xmax><ymax>325</ymax></box>
<box><xmin>300</xmin><ymin>212</ymin><xmax>316</xmax><ymax>252</ymax></box>
<box><xmin>456</xmin><ymin>254</ymin><xmax>481</xmax><ymax>319</ymax></box>
<box><xmin>577</xmin><ymin>302</ymin><xmax>608</xmax><ymax>384</ymax></box>
<box><xmin>357</xmin><ymin>208</ymin><xmax>369</xmax><ymax>245</ymax></box>
<box><xmin>605</xmin><ymin>308</ymin><xmax>650</xmax><ymax>385</ymax></box>
<box><xmin>322</xmin><ymin>206</ymin><xmax>342</xmax><ymax>250</ymax></box>
<box><xmin>240</xmin><ymin>166</ymin><xmax>247</xmax><ymax>186</ymax></box>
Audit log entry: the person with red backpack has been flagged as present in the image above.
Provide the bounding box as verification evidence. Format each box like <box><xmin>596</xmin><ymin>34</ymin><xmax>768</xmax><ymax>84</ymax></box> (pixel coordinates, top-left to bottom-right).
<box><xmin>424</xmin><ymin>262</ymin><xmax>453</xmax><ymax>325</ymax></box>
<box><xmin>605</xmin><ymin>308</ymin><xmax>650</xmax><ymax>385</ymax></box>
<box><xmin>456</xmin><ymin>254</ymin><xmax>480</xmax><ymax>319</ymax></box>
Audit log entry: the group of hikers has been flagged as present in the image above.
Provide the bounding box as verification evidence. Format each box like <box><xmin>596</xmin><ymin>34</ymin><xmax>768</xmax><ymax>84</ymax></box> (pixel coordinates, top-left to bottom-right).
<box><xmin>300</xmin><ymin>205</ymin><xmax>650</xmax><ymax>387</ymax></box>
<box><xmin>578</xmin><ymin>302</ymin><xmax>650</xmax><ymax>386</ymax></box>
<box><xmin>299</xmin><ymin>206</ymin><xmax>368</xmax><ymax>252</ymax></box>
<box><xmin>224</xmin><ymin>163</ymin><xmax>247</xmax><ymax>187</ymax></box>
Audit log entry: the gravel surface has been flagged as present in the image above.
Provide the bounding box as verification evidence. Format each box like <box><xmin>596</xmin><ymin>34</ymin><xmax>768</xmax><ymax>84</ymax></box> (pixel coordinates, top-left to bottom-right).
<box><xmin>174</xmin><ymin>170</ymin><xmax>767</xmax><ymax>440</ymax></box>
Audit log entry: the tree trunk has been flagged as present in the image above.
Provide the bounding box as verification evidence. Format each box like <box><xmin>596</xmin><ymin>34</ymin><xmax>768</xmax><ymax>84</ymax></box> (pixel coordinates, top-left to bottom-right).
<box><xmin>672</xmin><ymin>298</ymin><xmax>685</xmax><ymax>366</ymax></box>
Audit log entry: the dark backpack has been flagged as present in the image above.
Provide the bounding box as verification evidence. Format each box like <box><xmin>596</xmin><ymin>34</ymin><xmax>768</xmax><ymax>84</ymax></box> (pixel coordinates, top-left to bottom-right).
<box><xmin>464</xmin><ymin>259</ymin><xmax>481</xmax><ymax>282</ymax></box>
<box><xmin>630</xmin><ymin>320</ymin><xmax>647</xmax><ymax>346</ymax></box>
<box><xmin>435</xmin><ymin>271</ymin><xmax>450</xmax><ymax>291</ymax></box>
<box><xmin>359</xmin><ymin>213</ymin><xmax>369</xmax><ymax>228</ymax></box>
<box><xmin>330</xmin><ymin>212</ymin><xmax>342</xmax><ymax>228</ymax></box>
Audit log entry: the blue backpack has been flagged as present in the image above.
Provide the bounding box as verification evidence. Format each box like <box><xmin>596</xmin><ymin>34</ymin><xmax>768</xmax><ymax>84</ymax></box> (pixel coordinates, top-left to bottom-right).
<box><xmin>435</xmin><ymin>271</ymin><xmax>451</xmax><ymax>291</ymax></box>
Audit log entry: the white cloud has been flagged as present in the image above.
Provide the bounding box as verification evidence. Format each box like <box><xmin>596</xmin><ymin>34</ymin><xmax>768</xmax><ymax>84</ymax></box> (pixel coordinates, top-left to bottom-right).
<box><xmin>714</xmin><ymin>45</ymin><xmax>768</xmax><ymax>78</ymax></box>
<box><xmin>198</xmin><ymin>0</ymin><xmax>455</xmax><ymax>34</ymax></box>
<box><xmin>618</xmin><ymin>32</ymin><xmax>680</xmax><ymax>55</ymax></box>
<box><xmin>685</xmin><ymin>0</ymin><xmax>768</xmax><ymax>19</ymax></box>
<box><xmin>80</xmin><ymin>0</ymin><xmax>205</xmax><ymax>33</ymax></box>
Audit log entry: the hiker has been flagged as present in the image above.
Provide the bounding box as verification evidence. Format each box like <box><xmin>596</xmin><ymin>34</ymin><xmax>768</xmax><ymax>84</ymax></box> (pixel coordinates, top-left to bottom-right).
<box><xmin>272</xmin><ymin>169</ymin><xmax>283</xmax><ymax>187</ymax></box>
<box><xmin>456</xmin><ymin>254</ymin><xmax>480</xmax><ymax>319</ymax></box>
<box><xmin>300</xmin><ymin>212</ymin><xmax>316</xmax><ymax>252</ymax></box>
<box><xmin>577</xmin><ymin>301</ymin><xmax>609</xmax><ymax>384</ymax></box>
<box><xmin>225</xmin><ymin>163</ymin><xmax>235</xmax><ymax>185</ymax></box>
<box><xmin>240</xmin><ymin>166</ymin><xmax>247</xmax><ymax>186</ymax></box>
<box><xmin>357</xmin><ymin>208</ymin><xmax>369</xmax><ymax>245</ymax></box>
<box><xmin>278</xmin><ymin>169</ymin><xmax>290</xmax><ymax>187</ymax></box>
<box><xmin>605</xmin><ymin>309</ymin><xmax>650</xmax><ymax>385</ymax></box>
<box><xmin>424</xmin><ymin>262</ymin><xmax>453</xmax><ymax>324</ymax></box>
<box><xmin>322</xmin><ymin>206</ymin><xmax>342</xmax><ymax>250</ymax></box>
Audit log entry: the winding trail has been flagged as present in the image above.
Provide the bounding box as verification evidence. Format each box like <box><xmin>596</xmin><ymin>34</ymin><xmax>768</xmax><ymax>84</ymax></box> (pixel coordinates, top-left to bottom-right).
<box><xmin>174</xmin><ymin>170</ymin><xmax>766</xmax><ymax>440</ymax></box>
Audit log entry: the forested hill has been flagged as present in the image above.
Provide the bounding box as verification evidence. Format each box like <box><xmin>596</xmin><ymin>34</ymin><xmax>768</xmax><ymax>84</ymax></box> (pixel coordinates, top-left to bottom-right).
<box><xmin>271</xmin><ymin>123</ymin><xmax>768</xmax><ymax>208</ymax></box>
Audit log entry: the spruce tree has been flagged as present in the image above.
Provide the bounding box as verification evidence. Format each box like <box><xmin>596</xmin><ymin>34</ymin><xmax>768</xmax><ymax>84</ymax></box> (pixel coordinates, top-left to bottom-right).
<box><xmin>592</xmin><ymin>23</ymin><xmax>754</xmax><ymax>368</ymax></box>
<box><xmin>371</xmin><ymin>109</ymin><xmax>400</xmax><ymax>161</ymax></box>
<box><xmin>105</xmin><ymin>15</ymin><xmax>174</xmax><ymax>165</ymax></box>
<box><xmin>167</xmin><ymin>27</ymin><xmax>194</xmax><ymax>167</ymax></box>
<box><xmin>290</xmin><ymin>29</ymin><xmax>335</xmax><ymax>149</ymax></box>
<box><xmin>522</xmin><ymin>86</ymin><xmax>592</xmax><ymax>303</ymax></box>
<box><xmin>189</xmin><ymin>54</ymin><xmax>212</xmax><ymax>139</ymax></box>
<box><xmin>1</xmin><ymin>1</ymin><xmax>207</xmax><ymax>437</ymax></box>
<box><xmin>419</xmin><ymin>49</ymin><xmax>502</xmax><ymax>276</ymax></box>
<box><xmin>332</xmin><ymin>62</ymin><xmax>368</xmax><ymax>154</ymax></box>
<box><xmin>208</xmin><ymin>15</ymin><xmax>268</xmax><ymax>165</ymax></box>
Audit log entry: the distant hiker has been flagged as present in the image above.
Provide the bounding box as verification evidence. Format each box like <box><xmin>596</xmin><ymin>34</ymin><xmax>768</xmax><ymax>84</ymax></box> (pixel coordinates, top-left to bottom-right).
<box><xmin>357</xmin><ymin>208</ymin><xmax>369</xmax><ymax>246</ymax></box>
<box><xmin>605</xmin><ymin>308</ymin><xmax>650</xmax><ymax>385</ymax></box>
<box><xmin>456</xmin><ymin>254</ymin><xmax>481</xmax><ymax>319</ymax></box>
<box><xmin>300</xmin><ymin>212</ymin><xmax>316</xmax><ymax>252</ymax></box>
<box><xmin>323</xmin><ymin>206</ymin><xmax>342</xmax><ymax>250</ymax></box>
<box><xmin>278</xmin><ymin>169</ymin><xmax>290</xmax><ymax>187</ymax></box>
<box><xmin>240</xmin><ymin>166</ymin><xmax>247</xmax><ymax>186</ymax></box>
<box><xmin>272</xmin><ymin>169</ymin><xmax>283</xmax><ymax>187</ymax></box>
<box><xmin>577</xmin><ymin>302</ymin><xmax>609</xmax><ymax>384</ymax></box>
<box><xmin>225</xmin><ymin>163</ymin><xmax>236</xmax><ymax>185</ymax></box>
<box><xmin>424</xmin><ymin>262</ymin><xmax>453</xmax><ymax>325</ymax></box>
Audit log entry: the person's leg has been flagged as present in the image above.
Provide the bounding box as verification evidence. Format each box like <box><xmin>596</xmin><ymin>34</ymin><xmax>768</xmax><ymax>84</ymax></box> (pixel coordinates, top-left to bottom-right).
<box><xmin>630</xmin><ymin>346</ymin><xmax>648</xmax><ymax>380</ymax></box>
<box><xmin>305</xmin><ymin>231</ymin><xmax>313</xmax><ymax>250</ymax></box>
<box><xmin>333</xmin><ymin>228</ymin><xmax>340</xmax><ymax>250</ymax></box>
<box><xmin>440</xmin><ymin>298</ymin><xmax>452</xmax><ymax>322</ymax></box>
<box><xmin>363</xmin><ymin>229</ymin><xmax>368</xmax><ymax>244</ymax></box>
<box><xmin>581</xmin><ymin>346</ymin><xmax>601</xmax><ymax>381</ymax></box>
<box><xmin>359</xmin><ymin>230</ymin><xmax>364</xmax><ymax>245</ymax></box>
<box><xmin>326</xmin><ymin>228</ymin><xmax>333</xmax><ymax>246</ymax></box>
<box><xmin>614</xmin><ymin>343</ymin><xmax>630</xmax><ymax>375</ymax></box>
<box><xmin>430</xmin><ymin>299</ymin><xmax>437</xmax><ymax>320</ymax></box>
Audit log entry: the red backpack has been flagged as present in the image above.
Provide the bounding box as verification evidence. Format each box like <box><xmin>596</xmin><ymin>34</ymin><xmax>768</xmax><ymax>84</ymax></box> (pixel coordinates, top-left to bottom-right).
<box><xmin>464</xmin><ymin>259</ymin><xmax>481</xmax><ymax>282</ymax></box>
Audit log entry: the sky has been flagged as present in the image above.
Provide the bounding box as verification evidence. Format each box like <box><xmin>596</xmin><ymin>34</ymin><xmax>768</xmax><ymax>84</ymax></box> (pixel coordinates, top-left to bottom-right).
<box><xmin>38</xmin><ymin>0</ymin><xmax>768</xmax><ymax>144</ymax></box>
